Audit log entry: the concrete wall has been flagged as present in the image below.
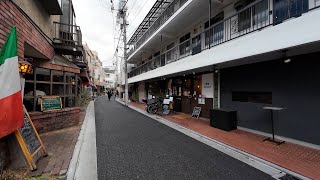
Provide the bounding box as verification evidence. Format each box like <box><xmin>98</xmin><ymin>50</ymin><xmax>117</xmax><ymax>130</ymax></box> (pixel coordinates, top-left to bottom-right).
<box><xmin>12</xmin><ymin>0</ymin><xmax>60</xmax><ymax>40</ymax></box>
<box><xmin>138</xmin><ymin>81</ymin><xmax>146</xmax><ymax>102</ymax></box>
<box><xmin>220</xmin><ymin>52</ymin><xmax>320</xmax><ymax>145</ymax></box>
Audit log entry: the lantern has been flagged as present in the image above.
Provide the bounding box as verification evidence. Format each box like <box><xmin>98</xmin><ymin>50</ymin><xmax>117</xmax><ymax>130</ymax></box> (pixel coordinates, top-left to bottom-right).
<box><xmin>18</xmin><ymin>60</ymin><xmax>33</xmax><ymax>74</ymax></box>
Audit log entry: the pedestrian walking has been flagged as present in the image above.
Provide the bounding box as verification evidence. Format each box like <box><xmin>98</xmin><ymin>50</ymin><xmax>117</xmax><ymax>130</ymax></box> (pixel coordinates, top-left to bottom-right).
<box><xmin>107</xmin><ymin>91</ymin><xmax>112</xmax><ymax>101</ymax></box>
<box><xmin>116</xmin><ymin>90</ymin><xmax>119</xmax><ymax>98</ymax></box>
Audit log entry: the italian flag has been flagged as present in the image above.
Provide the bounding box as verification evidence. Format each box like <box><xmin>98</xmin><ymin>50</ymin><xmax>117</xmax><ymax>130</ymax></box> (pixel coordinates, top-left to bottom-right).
<box><xmin>0</xmin><ymin>27</ymin><xmax>24</xmax><ymax>138</ymax></box>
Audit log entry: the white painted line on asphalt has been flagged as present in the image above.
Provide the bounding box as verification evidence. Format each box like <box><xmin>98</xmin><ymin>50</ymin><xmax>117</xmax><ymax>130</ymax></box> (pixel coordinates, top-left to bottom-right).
<box><xmin>116</xmin><ymin>100</ymin><xmax>310</xmax><ymax>180</ymax></box>
<box><xmin>67</xmin><ymin>101</ymin><xmax>98</xmax><ymax>180</ymax></box>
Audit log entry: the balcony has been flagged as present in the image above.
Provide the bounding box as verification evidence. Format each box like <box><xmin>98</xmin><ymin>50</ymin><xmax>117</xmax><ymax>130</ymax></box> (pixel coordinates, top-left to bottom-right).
<box><xmin>128</xmin><ymin>0</ymin><xmax>320</xmax><ymax>79</ymax></box>
<box><xmin>127</xmin><ymin>0</ymin><xmax>189</xmax><ymax>58</ymax></box>
<box><xmin>39</xmin><ymin>0</ymin><xmax>63</xmax><ymax>15</ymax></box>
<box><xmin>53</xmin><ymin>22</ymin><xmax>83</xmax><ymax>56</ymax></box>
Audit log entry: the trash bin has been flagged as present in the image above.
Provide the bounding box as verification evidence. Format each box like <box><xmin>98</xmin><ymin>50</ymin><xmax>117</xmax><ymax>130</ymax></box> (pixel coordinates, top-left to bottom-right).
<box><xmin>210</xmin><ymin>109</ymin><xmax>237</xmax><ymax>131</ymax></box>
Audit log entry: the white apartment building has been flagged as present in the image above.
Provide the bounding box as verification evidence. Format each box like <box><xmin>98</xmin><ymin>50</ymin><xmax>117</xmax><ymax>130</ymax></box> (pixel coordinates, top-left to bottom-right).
<box><xmin>104</xmin><ymin>66</ymin><xmax>116</xmax><ymax>90</ymax></box>
<box><xmin>127</xmin><ymin>0</ymin><xmax>320</xmax><ymax>146</ymax></box>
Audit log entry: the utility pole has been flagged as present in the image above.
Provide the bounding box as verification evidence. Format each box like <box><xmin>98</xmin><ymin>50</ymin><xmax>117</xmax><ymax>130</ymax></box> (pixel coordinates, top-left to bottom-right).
<box><xmin>118</xmin><ymin>0</ymin><xmax>128</xmax><ymax>106</ymax></box>
<box><xmin>124</xmin><ymin>16</ymin><xmax>129</xmax><ymax>106</ymax></box>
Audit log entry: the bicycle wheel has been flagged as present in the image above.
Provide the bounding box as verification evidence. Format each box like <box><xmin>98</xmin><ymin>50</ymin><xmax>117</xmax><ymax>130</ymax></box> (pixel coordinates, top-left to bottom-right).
<box><xmin>148</xmin><ymin>104</ymin><xmax>158</xmax><ymax>114</ymax></box>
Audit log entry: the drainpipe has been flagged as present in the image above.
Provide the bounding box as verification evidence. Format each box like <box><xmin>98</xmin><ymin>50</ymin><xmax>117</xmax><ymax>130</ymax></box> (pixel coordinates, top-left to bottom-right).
<box><xmin>209</xmin><ymin>0</ymin><xmax>212</xmax><ymax>49</ymax></box>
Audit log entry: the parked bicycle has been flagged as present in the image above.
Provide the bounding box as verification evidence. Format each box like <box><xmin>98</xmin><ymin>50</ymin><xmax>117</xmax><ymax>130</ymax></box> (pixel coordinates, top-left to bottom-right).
<box><xmin>142</xmin><ymin>95</ymin><xmax>173</xmax><ymax>115</ymax></box>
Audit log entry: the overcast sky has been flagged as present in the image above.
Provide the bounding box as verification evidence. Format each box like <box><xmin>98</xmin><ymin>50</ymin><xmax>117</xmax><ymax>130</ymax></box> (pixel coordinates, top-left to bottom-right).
<box><xmin>73</xmin><ymin>0</ymin><xmax>156</xmax><ymax>67</ymax></box>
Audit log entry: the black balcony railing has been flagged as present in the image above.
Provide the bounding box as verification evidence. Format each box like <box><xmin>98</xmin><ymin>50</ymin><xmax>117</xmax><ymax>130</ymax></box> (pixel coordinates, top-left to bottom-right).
<box><xmin>53</xmin><ymin>22</ymin><xmax>82</xmax><ymax>47</ymax></box>
<box><xmin>128</xmin><ymin>0</ymin><xmax>320</xmax><ymax>78</ymax></box>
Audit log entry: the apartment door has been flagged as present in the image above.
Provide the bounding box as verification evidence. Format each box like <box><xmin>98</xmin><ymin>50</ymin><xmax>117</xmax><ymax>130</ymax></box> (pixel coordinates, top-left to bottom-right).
<box><xmin>273</xmin><ymin>0</ymin><xmax>309</xmax><ymax>25</ymax></box>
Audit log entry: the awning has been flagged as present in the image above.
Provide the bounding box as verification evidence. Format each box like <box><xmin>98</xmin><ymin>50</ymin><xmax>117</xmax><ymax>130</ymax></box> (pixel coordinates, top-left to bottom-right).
<box><xmin>51</xmin><ymin>54</ymin><xmax>80</xmax><ymax>69</ymax></box>
<box><xmin>32</xmin><ymin>54</ymin><xmax>81</xmax><ymax>73</ymax></box>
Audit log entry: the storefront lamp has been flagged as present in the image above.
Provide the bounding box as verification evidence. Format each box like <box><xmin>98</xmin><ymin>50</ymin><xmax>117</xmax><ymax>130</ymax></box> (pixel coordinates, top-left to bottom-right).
<box><xmin>18</xmin><ymin>60</ymin><xmax>33</xmax><ymax>74</ymax></box>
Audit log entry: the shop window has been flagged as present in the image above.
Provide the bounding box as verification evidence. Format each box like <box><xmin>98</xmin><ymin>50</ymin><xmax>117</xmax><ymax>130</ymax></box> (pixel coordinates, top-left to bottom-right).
<box><xmin>24</xmin><ymin>72</ymin><xmax>34</xmax><ymax>81</ymax></box>
<box><xmin>193</xmin><ymin>75</ymin><xmax>202</xmax><ymax>96</ymax></box>
<box><xmin>53</xmin><ymin>70</ymin><xmax>64</xmax><ymax>82</ymax></box>
<box><xmin>66</xmin><ymin>85</ymin><xmax>76</xmax><ymax>95</ymax></box>
<box><xmin>36</xmin><ymin>68</ymin><xmax>50</xmax><ymax>81</ymax></box>
<box><xmin>24</xmin><ymin>82</ymin><xmax>34</xmax><ymax>97</ymax></box>
<box><xmin>66</xmin><ymin>72</ymin><xmax>75</xmax><ymax>84</ymax></box>
<box><xmin>182</xmin><ymin>78</ymin><xmax>192</xmax><ymax>96</ymax></box>
<box><xmin>52</xmin><ymin>84</ymin><xmax>64</xmax><ymax>95</ymax></box>
<box><xmin>232</xmin><ymin>91</ymin><xmax>272</xmax><ymax>104</ymax></box>
<box><xmin>36</xmin><ymin>83</ymin><xmax>50</xmax><ymax>96</ymax></box>
<box><xmin>23</xmin><ymin>67</ymin><xmax>77</xmax><ymax>111</ymax></box>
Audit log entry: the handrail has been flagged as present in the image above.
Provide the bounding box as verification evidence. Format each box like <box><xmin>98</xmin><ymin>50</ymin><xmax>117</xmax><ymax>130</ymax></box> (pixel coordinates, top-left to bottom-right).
<box><xmin>53</xmin><ymin>22</ymin><xmax>82</xmax><ymax>46</ymax></box>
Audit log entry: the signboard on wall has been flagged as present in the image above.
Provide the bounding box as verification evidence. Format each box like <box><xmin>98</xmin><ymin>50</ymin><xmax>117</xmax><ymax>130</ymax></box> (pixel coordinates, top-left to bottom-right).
<box><xmin>202</xmin><ymin>73</ymin><xmax>214</xmax><ymax>98</ymax></box>
<box><xmin>40</xmin><ymin>96</ymin><xmax>62</xmax><ymax>112</ymax></box>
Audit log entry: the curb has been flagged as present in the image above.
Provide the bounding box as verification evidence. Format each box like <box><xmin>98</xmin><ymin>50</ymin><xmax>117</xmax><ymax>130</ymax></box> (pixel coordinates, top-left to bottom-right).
<box><xmin>66</xmin><ymin>101</ymin><xmax>97</xmax><ymax>180</ymax></box>
<box><xmin>116</xmin><ymin>99</ymin><xmax>310</xmax><ymax>180</ymax></box>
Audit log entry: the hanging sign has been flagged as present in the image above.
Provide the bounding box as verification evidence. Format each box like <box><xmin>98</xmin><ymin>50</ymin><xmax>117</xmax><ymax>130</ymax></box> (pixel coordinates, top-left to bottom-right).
<box><xmin>15</xmin><ymin>106</ymin><xmax>47</xmax><ymax>170</ymax></box>
<box><xmin>40</xmin><ymin>96</ymin><xmax>62</xmax><ymax>112</ymax></box>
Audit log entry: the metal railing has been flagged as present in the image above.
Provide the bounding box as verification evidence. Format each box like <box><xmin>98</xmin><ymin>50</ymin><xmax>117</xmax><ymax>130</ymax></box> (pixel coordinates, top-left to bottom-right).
<box><xmin>128</xmin><ymin>0</ymin><xmax>320</xmax><ymax>78</ymax></box>
<box><xmin>127</xmin><ymin>0</ymin><xmax>188</xmax><ymax>57</ymax></box>
<box><xmin>53</xmin><ymin>22</ymin><xmax>82</xmax><ymax>46</ymax></box>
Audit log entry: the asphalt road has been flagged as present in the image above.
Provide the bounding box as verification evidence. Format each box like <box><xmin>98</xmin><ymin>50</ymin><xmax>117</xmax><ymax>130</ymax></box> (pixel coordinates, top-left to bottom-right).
<box><xmin>95</xmin><ymin>97</ymin><xmax>274</xmax><ymax>180</ymax></box>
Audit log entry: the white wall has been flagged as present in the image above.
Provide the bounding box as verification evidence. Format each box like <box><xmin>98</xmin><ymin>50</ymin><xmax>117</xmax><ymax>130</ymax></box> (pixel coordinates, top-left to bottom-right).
<box><xmin>129</xmin><ymin>9</ymin><xmax>320</xmax><ymax>83</ymax></box>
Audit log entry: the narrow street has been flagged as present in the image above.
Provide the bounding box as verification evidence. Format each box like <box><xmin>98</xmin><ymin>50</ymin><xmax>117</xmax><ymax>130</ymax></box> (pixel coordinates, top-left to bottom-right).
<box><xmin>95</xmin><ymin>97</ymin><xmax>273</xmax><ymax>180</ymax></box>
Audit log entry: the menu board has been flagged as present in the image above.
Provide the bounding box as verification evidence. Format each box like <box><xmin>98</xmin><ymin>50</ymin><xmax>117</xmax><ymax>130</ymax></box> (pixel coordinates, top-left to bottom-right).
<box><xmin>19</xmin><ymin>113</ymin><xmax>41</xmax><ymax>154</ymax></box>
<box><xmin>40</xmin><ymin>96</ymin><xmax>62</xmax><ymax>112</ymax></box>
<box><xmin>15</xmin><ymin>106</ymin><xmax>47</xmax><ymax>170</ymax></box>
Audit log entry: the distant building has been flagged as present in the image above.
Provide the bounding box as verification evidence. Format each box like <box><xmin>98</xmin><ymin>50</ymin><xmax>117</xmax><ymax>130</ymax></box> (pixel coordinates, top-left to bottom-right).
<box><xmin>103</xmin><ymin>66</ymin><xmax>116</xmax><ymax>90</ymax></box>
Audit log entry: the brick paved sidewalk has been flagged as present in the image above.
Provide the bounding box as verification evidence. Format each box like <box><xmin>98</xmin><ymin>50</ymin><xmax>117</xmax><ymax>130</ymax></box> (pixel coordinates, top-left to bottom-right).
<box><xmin>28</xmin><ymin>108</ymin><xmax>86</xmax><ymax>178</ymax></box>
<box><xmin>129</xmin><ymin>102</ymin><xmax>320</xmax><ymax>179</ymax></box>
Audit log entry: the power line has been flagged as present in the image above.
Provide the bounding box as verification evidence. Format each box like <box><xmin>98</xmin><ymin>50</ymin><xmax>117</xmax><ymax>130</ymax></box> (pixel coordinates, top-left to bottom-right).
<box><xmin>127</xmin><ymin>0</ymin><xmax>138</xmax><ymax>16</ymax></box>
<box><xmin>127</xmin><ymin>0</ymin><xmax>151</xmax><ymax>37</ymax></box>
<box><xmin>128</xmin><ymin>0</ymin><xmax>150</xmax><ymax>24</ymax></box>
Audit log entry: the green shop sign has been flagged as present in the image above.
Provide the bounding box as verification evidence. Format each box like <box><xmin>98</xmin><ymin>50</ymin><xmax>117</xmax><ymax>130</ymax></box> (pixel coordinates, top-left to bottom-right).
<box><xmin>40</xmin><ymin>96</ymin><xmax>62</xmax><ymax>112</ymax></box>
